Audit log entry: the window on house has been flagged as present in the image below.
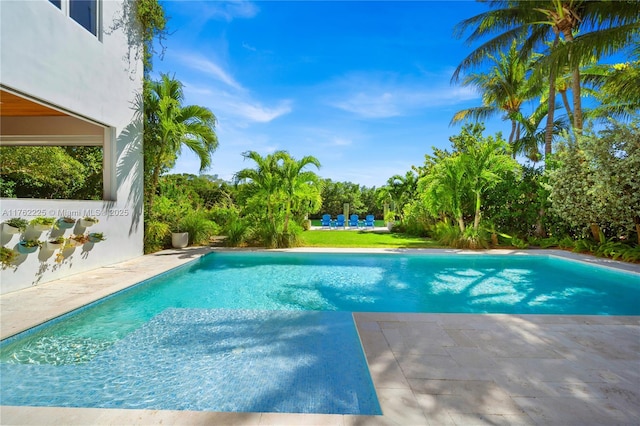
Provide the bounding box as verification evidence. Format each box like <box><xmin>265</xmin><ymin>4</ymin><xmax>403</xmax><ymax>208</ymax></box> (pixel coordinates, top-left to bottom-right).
<box><xmin>0</xmin><ymin>146</ymin><xmax>104</xmax><ymax>200</ymax></box>
<box><xmin>70</xmin><ymin>0</ymin><xmax>98</xmax><ymax>36</ymax></box>
<box><xmin>0</xmin><ymin>90</ymin><xmax>110</xmax><ymax>201</ymax></box>
<box><xmin>48</xmin><ymin>0</ymin><xmax>100</xmax><ymax>38</ymax></box>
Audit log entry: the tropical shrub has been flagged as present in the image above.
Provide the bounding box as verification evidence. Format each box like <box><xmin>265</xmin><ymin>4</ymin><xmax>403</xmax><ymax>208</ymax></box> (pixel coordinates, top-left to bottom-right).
<box><xmin>430</xmin><ymin>221</ymin><xmax>459</xmax><ymax>247</ymax></box>
<box><xmin>225</xmin><ymin>217</ymin><xmax>251</xmax><ymax>247</ymax></box>
<box><xmin>417</xmin><ymin>124</ymin><xmax>520</xmax><ymax>247</ymax></box>
<box><xmin>510</xmin><ymin>237</ymin><xmax>529</xmax><ymax>249</ymax></box>
<box><xmin>573</xmin><ymin>239</ymin><xmax>598</xmax><ymax>254</ymax></box>
<box><xmin>483</xmin><ymin>166</ymin><xmax>557</xmax><ymax>238</ymax></box>
<box><xmin>179</xmin><ymin>211</ymin><xmax>220</xmax><ymax>245</ymax></box>
<box><xmin>401</xmin><ymin>200</ymin><xmax>432</xmax><ymax>237</ymax></box>
<box><xmin>546</xmin><ymin>119</ymin><xmax>640</xmax><ymax>243</ymax></box>
<box><xmin>208</xmin><ymin>203</ymin><xmax>241</xmax><ymax>231</ymax></box>
<box><xmin>557</xmin><ymin>236</ymin><xmax>575</xmax><ymax>250</ymax></box>
<box><xmin>144</xmin><ymin>220</ymin><xmax>170</xmax><ymax>253</ymax></box>
<box><xmin>459</xmin><ymin>227</ymin><xmax>490</xmax><ymax>249</ymax></box>
<box><xmin>235</xmin><ymin>150</ymin><xmax>321</xmax><ymax>248</ymax></box>
<box><xmin>621</xmin><ymin>246</ymin><xmax>640</xmax><ymax>263</ymax></box>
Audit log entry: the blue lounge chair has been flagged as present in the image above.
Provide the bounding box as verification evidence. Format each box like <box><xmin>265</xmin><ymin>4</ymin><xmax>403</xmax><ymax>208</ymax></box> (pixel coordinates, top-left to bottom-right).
<box><xmin>335</xmin><ymin>214</ymin><xmax>345</xmax><ymax>228</ymax></box>
<box><xmin>349</xmin><ymin>214</ymin><xmax>360</xmax><ymax>228</ymax></box>
<box><xmin>321</xmin><ymin>214</ymin><xmax>332</xmax><ymax>228</ymax></box>
<box><xmin>365</xmin><ymin>215</ymin><xmax>375</xmax><ymax>228</ymax></box>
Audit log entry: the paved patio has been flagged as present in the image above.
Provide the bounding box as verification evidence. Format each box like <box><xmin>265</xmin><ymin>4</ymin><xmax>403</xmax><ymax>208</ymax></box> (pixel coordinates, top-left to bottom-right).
<box><xmin>1</xmin><ymin>248</ymin><xmax>639</xmax><ymax>425</ymax></box>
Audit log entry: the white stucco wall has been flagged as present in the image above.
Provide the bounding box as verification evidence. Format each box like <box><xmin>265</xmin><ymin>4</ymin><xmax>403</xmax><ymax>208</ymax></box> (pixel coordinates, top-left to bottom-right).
<box><xmin>0</xmin><ymin>0</ymin><xmax>143</xmax><ymax>294</ymax></box>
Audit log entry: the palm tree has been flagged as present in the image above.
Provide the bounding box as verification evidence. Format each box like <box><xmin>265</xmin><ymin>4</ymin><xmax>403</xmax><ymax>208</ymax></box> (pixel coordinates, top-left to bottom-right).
<box><xmin>235</xmin><ymin>150</ymin><xmax>321</xmax><ymax>241</ymax></box>
<box><xmin>378</xmin><ymin>171</ymin><xmax>417</xmax><ymax>221</ymax></box>
<box><xmin>234</xmin><ymin>150</ymin><xmax>282</xmax><ymax>224</ymax></box>
<box><xmin>535</xmin><ymin>1</ymin><xmax>640</xmax><ymax>130</ymax></box>
<box><xmin>462</xmin><ymin>135</ymin><xmax>520</xmax><ymax>231</ymax></box>
<box><xmin>453</xmin><ymin>0</ymin><xmax>639</xmax><ymax>158</ymax></box>
<box><xmin>277</xmin><ymin>153</ymin><xmax>321</xmax><ymax>234</ymax></box>
<box><xmin>451</xmin><ymin>39</ymin><xmax>541</xmax><ymax>145</ymax></box>
<box><xmin>511</xmin><ymin>102</ymin><xmax>567</xmax><ymax>163</ymax></box>
<box><xmin>582</xmin><ymin>46</ymin><xmax>640</xmax><ymax>120</ymax></box>
<box><xmin>421</xmin><ymin>124</ymin><xmax>520</xmax><ymax>233</ymax></box>
<box><xmin>420</xmin><ymin>154</ymin><xmax>468</xmax><ymax>232</ymax></box>
<box><xmin>144</xmin><ymin>74</ymin><xmax>218</xmax><ymax>208</ymax></box>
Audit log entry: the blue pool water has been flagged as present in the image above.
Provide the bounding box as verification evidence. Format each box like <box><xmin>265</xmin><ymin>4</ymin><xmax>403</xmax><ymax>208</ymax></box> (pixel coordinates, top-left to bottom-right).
<box><xmin>1</xmin><ymin>252</ymin><xmax>638</xmax><ymax>413</ymax></box>
<box><xmin>1</xmin><ymin>309</ymin><xmax>380</xmax><ymax>414</ymax></box>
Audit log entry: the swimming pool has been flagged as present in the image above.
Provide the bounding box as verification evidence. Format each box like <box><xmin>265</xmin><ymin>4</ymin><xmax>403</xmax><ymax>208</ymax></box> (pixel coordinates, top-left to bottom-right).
<box><xmin>1</xmin><ymin>251</ymin><xmax>638</xmax><ymax>413</ymax></box>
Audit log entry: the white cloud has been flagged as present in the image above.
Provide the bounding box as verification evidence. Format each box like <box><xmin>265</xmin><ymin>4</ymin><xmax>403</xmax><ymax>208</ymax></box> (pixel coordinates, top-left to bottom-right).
<box><xmin>225</xmin><ymin>99</ymin><xmax>293</xmax><ymax>123</ymax></box>
<box><xmin>206</xmin><ymin>1</ymin><xmax>259</xmax><ymax>21</ymax></box>
<box><xmin>325</xmin><ymin>71</ymin><xmax>479</xmax><ymax>119</ymax></box>
<box><xmin>178</xmin><ymin>54</ymin><xmax>244</xmax><ymax>91</ymax></box>
<box><xmin>331</xmin><ymin>137</ymin><xmax>353</xmax><ymax>146</ymax></box>
<box><xmin>173</xmin><ymin>51</ymin><xmax>292</xmax><ymax>124</ymax></box>
<box><xmin>182</xmin><ymin>80</ymin><xmax>291</xmax><ymax>124</ymax></box>
<box><xmin>242</xmin><ymin>42</ymin><xmax>257</xmax><ymax>51</ymax></box>
<box><xmin>331</xmin><ymin>92</ymin><xmax>402</xmax><ymax>119</ymax></box>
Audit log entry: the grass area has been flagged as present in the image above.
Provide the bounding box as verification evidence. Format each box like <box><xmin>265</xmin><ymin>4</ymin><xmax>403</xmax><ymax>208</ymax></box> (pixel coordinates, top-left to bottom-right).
<box><xmin>301</xmin><ymin>230</ymin><xmax>441</xmax><ymax>248</ymax></box>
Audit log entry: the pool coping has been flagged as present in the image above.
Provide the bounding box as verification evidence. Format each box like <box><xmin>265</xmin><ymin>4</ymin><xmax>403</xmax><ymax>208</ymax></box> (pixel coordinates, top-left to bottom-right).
<box><xmin>1</xmin><ymin>247</ymin><xmax>639</xmax><ymax>425</ymax></box>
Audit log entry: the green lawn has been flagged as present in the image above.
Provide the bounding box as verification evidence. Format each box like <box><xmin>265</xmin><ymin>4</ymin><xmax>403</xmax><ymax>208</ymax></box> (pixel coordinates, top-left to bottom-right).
<box><xmin>301</xmin><ymin>230</ymin><xmax>441</xmax><ymax>248</ymax></box>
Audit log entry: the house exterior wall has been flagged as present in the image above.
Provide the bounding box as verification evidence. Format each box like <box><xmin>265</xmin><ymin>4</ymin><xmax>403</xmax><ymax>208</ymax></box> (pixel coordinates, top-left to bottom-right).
<box><xmin>0</xmin><ymin>0</ymin><xmax>144</xmax><ymax>294</ymax></box>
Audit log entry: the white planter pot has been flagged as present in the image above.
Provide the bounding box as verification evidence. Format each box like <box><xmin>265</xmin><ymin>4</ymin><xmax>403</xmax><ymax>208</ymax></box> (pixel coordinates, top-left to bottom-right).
<box><xmin>69</xmin><ymin>239</ymin><xmax>84</xmax><ymax>247</ymax></box>
<box><xmin>2</xmin><ymin>224</ymin><xmax>21</xmax><ymax>234</ymax></box>
<box><xmin>80</xmin><ymin>219</ymin><xmax>97</xmax><ymax>228</ymax></box>
<box><xmin>172</xmin><ymin>232</ymin><xmax>189</xmax><ymax>248</ymax></box>
<box><xmin>47</xmin><ymin>241</ymin><xmax>64</xmax><ymax>250</ymax></box>
<box><xmin>386</xmin><ymin>222</ymin><xmax>395</xmax><ymax>230</ymax></box>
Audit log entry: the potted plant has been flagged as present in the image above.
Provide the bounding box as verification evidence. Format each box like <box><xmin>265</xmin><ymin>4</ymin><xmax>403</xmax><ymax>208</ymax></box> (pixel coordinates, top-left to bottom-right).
<box><xmin>56</xmin><ymin>217</ymin><xmax>76</xmax><ymax>229</ymax></box>
<box><xmin>88</xmin><ymin>232</ymin><xmax>106</xmax><ymax>243</ymax></box>
<box><xmin>384</xmin><ymin>211</ymin><xmax>397</xmax><ymax>231</ymax></box>
<box><xmin>18</xmin><ymin>239</ymin><xmax>41</xmax><ymax>254</ymax></box>
<box><xmin>171</xmin><ymin>216</ymin><xmax>189</xmax><ymax>248</ymax></box>
<box><xmin>46</xmin><ymin>236</ymin><xmax>66</xmax><ymax>250</ymax></box>
<box><xmin>1</xmin><ymin>246</ymin><xmax>18</xmax><ymax>268</ymax></box>
<box><xmin>80</xmin><ymin>216</ymin><xmax>99</xmax><ymax>227</ymax></box>
<box><xmin>2</xmin><ymin>218</ymin><xmax>29</xmax><ymax>234</ymax></box>
<box><xmin>30</xmin><ymin>217</ymin><xmax>56</xmax><ymax>232</ymax></box>
<box><xmin>69</xmin><ymin>234</ymin><xmax>89</xmax><ymax>247</ymax></box>
<box><xmin>171</xmin><ymin>231</ymin><xmax>189</xmax><ymax>248</ymax></box>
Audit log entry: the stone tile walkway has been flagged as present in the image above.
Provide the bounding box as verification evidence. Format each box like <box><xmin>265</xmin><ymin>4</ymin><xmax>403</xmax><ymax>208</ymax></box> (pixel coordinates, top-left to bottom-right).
<box><xmin>1</xmin><ymin>248</ymin><xmax>639</xmax><ymax>425</ymax></box>
<box><xmin>354</xmin><ymin>312</ymin><xmax>640</xmax><ymax>425</ymax></box>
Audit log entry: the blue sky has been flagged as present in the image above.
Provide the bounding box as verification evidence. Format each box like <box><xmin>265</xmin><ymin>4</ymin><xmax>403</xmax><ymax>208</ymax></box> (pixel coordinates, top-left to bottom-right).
<box><xmin>154</xmin><ymin>0</ymin><xmax>514</xmax><ymax>187</ymax></box>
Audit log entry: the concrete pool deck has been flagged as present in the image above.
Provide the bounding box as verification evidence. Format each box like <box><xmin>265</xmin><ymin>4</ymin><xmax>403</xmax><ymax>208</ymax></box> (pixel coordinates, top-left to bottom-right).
<box><xmin>1</xmin><ymin>247</ymin><xmax>639</xmax><ymax>425</ymax></box>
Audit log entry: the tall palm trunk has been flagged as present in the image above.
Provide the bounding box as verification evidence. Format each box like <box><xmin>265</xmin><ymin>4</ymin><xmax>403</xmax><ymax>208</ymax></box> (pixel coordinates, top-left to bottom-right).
<box><xmin>544</xmin><ymin>33</ymin><xmax>560</xmax><ymax>161</ymax></box>
<box><xmin>562</xmin><ymin>30</ymin><xmax>583</xmax><ymax>130</ymax></box>
<box><xmin>571</xmin><ymin>66</ymin><xmax>582</xmax><ymax>130</ymax></box>
<box><xmin>473</xmin><ymin>192</ymin><xmax>482</xmax><ymax>231</ymax></box>
<box><xmin>509</xmin><ymin>119</ymin><xmax>517</xmax><ymax>144</ymax></box>
<box><xmin>559</xmin><ymin>88</ymin><xmax>573</xmax><ymax>123</ymax></box>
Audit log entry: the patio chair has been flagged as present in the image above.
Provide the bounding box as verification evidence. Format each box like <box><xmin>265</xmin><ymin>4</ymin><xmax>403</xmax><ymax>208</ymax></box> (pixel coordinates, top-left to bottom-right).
<box><xmin>364</xmin><ymin>215</ymin><xmax>375</xmax><ymax>228</ymax></box>
<box><xmin>335</xmin><ymin>214</ymin><xmax>346</xmax><ymax>228</ymax></box>
<box><xmin>321</xmin><ymin>214</ymin><xmax>332</xmax><ymax>228</ymax></box>
<box><xmin>349</xmin><ymin>214</ymin><xmax>360</xmax><ymax>228</ymax></box>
